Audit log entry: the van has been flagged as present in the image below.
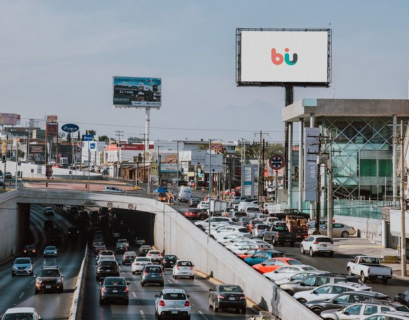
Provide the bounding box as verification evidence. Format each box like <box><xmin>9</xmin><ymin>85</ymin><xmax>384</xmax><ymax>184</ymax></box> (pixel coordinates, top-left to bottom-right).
<box><xmin>178</xmin><ymin>186</ymin><xmax>192</xmax><ymax>202</ymax></box>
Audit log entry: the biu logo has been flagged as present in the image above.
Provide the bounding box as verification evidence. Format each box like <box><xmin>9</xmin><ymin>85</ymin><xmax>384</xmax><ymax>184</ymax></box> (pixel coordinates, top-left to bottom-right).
<box><xmin>271</xmin><ymin>48</ymin><xmax>298</xmax><ymax>66</ymax></box>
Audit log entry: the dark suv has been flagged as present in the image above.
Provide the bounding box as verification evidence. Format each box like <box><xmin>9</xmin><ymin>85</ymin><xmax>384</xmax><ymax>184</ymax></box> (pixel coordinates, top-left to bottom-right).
<box><xmin>96</xmin><ymin>259</ymin><xmax>120</xmax><ymax>280</ymax></box>
<box><xmin>305</xmin><ymin>291</ymin><xmax>390</xmax><ymax>315</ymax></box>
<box><xmin>280</xmin><ymin>273</ymin><xmax>358</xmax><ymax>296</ymax></box>
<box><xmin>34</xmin><ymin>266</ymin><xmax>64</xmax><ymax>294</ymax></box>
<box><xmin>23</xmin><ymin>244</ymin><xmax>37</xmax><ymax>256</ymax></box>
<box><xmin>139</xmin><ymin>245</ymin><xmax>152</xmax><ymax>256</ymax></box>
<box><xmin>141</xmin><ymin>265</ymin><xmax>164</xmax><ymax>287</ymax></box>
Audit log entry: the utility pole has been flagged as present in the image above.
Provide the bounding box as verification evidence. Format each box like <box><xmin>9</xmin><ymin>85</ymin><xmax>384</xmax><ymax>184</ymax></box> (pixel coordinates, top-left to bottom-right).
<box><xmin>400</xmin><ymin>120</ymin><xmax>407</xmax><ymax>277</ymax></box>
<box><xmin>327</xmin><ymin>135</ymin><xmax>334</xmax><ymax>239</ymax></box>
<box><xmin>258</xmin><ymin>130</ymin><xmax>262</xmax><ymax>206</ymax></box>
<box><xmin>2</xmin><ymin>135</ymin><xmax>7</xmax><ymax>191</ymax></box>
<box><xmin>115</xmin><ymin>130</ymin><xmax>124</xmax><ymax>178</ymax></box>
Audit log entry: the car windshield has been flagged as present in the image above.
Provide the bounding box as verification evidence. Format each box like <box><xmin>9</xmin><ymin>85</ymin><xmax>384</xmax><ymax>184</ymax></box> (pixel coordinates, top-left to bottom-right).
<box><xmin>15</xmin><ymin>258</ymin><xmax>31</xmax><ymax>264</ymax></box>
<box><xmin>105</xmin><ymin>278</ymin><xmax>126</xmax><ymax>286</ymax></box>
<box><xmin>3</xmin><ymin>313</ymin><xmax>35</xmax><ymax>320</ymax></box>
<box><xmin>146</xmin><ymin>267</ymin><xmax>162</xmax><ymax>273</ymax></box>
<box><xmin>45</xmin><ymin>246</ymin><xmax>56</xmax><ymax>250</ymax></box>
<box><xmin>287</xmin><ymin>260</ymin><xmax>303</xmax><ymax>265</ymax></box>
<box><xmin>100</xmin><ymin>251</ymin><xmax>114</xmax><ymax>256</ymax></box>
<box><xmin>219</xmin><ymin>285</ymin><xmax>243</xmax><ymax>292</ymax></box>
<box><xmin>39</xmin><ymin>269</ymin><xmax>60</xmax><ymax>277</ymax></box>
<box><xmin>257</xmin><ymin>225</ymin><xmax>269</xmax><ymax>230</ymax></box>
<box><xmin>26</xmin><ymin>245</ymin><xmax>35</xmax><ymax>249</ymax></box>
<box><xmin>150</xmin><ymin>251</ymin><xmax>160</xmax><ymax>255</ymax></box>
<box><xmin>163</xmin><ymin>293</ymin><xmax>186</xmax><ymax>300</ymax></box>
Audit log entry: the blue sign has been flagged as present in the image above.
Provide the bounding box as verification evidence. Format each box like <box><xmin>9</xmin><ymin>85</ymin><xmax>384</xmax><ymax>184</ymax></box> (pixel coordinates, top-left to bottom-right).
<box><xmin>61</xmin><ymin>123</ymin><xmax>79</xmax><ymax>133</ymax></box>
<box><xmin>82</xmin><ymin>134</ymin><xmax>94</xmax><ymax>141</ymax></box>
<box><xmin>90</xmin><ymin>142</ymin><xmax>96</xmax><ymax>150</ymax></box>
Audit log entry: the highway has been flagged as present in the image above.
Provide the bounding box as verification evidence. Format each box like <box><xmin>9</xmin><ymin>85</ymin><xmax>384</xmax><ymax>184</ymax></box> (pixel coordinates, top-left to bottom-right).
<box><xmin>0</xmin><ymin>204</ymin><xmax>86</xmax><ymax>319</ymax></box>
<box><xmin>82</xmin><ymin>244</ymin><xmax>257</xmax><ymax>319</ymax></box>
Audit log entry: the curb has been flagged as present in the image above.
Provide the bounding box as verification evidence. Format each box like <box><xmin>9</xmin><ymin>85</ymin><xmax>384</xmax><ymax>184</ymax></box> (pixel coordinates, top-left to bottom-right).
<box><xmin>69</xmin><ymin>243</ymin><xmax>88</xmax><ymax>320</ymax></box>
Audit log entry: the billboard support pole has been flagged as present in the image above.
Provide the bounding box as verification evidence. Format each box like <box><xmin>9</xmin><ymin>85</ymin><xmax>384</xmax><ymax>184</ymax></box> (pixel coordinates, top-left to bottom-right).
<box><xmin>145</xmin><ymin>108</ymin><xmax>150</xmax><ymax>157</ymax></box>
<box><xmin>284</xmin><ymin>86</ymin><xmax>294</xmax><ymax>192</ymax></box>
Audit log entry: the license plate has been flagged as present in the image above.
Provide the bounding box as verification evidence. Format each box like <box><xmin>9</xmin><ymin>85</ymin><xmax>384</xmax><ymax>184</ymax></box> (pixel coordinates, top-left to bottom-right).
<box><xmin>113</xmin><ymin>290</ymin><xmax>118</xmax><ymax>293</ymax></box>
<box><xmin>229</xmin><ymin>297</ymin><xmax>236</xmax><ymax>300</ymax></box>
<box><xmin>172</xmin><ymin>311</ymin><xmax>178</xmax><ymax>314</ymax></box>
<box><xmin>322</xmin><ymin>244</ymin><xmax>327</xmax><ymax>247</ymax></box>
<box><xmin>377</xmin><ymin>276</ymin><xmax>383</xmax><ymax>279</ymax></box>
<box><xmin>46</xmin><ymin>285</ymin><xmax>51</xmax><ymax>289</ymax></box>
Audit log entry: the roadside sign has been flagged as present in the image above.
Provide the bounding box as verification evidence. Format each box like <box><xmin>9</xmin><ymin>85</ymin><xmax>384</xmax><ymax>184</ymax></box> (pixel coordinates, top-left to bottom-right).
<box><xmin>82</xmin><ymin>134</ymin><xmax>94</xmax><ymax>141</ymax></box>
<box><xmin>211</xmin><ymin>143</ymin><xmax>223</xmax><ymax>151</ymax></box>
<box><xmin>107</xmin><ymin>202</ymin><xmax>113</xmax><ymax>208</ymax></box>
<box><xmin>77</xmin><ymin>141</ymin><xmax>85</xmax><ymax>148</ymax></box>
<box><xmin>204</xmin><ymin>154</ymin><xmax>223</xmax><ymax>173</ymax></box>
<box><xmin>191</xmin><ymin>150</ymin><xmax>206</xmax><ymax>165</ymax></box>
<box><xmin>61</xmin><ymin>123</ymin><xmax>79</xmax><ymax>133</ymax></box>
<box><xmin>90</xmin><ymin>142</ymin><xmax>96</xmax><ymax>150</ymax></box>
<box><xmin>269</xmin><ymin>154</ymin><xmax>284</xmax><ymax>170</ymax></box>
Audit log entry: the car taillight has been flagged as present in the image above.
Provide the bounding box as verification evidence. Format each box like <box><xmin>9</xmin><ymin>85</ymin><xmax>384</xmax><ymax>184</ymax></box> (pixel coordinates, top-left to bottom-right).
<box><xmin>163</xmin><ymin>259</ymin><xmax>166</xmax><ymax>263</ymax></box>
<box><xmin>277</xmin><ymin>233</ymin><xmax>280</xmax><ymax>238</ymax></box>
<box><xmin>217</xmin><ymin>295</ymin><xmax>225</xmax><ymax>299</ymax></box>
<box><xmin>239</xmin><ymin>296</ymin><xmax>246</xmax><ymax>300</ymax></box>
<box><xmin>147</xmin><ymin>254</ymin><xmax>151</xmax><ymax>256</ymax></box>
<box><xmin>134</xmin><ymin>262</ymin><xmax>139</xmax><ymax>265</ymax></box>
<box><xmin>124</xmin><ymin>287</ymin><xmax>129</xmax><ymax>293</ymax></box>
<box><xmin>159</xmin><ymin>300</ymin><xmax>166</xmax><ymax>306</ymax></box>
<box><xmin>313</xmin><ymin>241</ymin><xmax>319</xmax><ymax>244</ymax></box>
<box><xmin>190</xmin><ymin>266</ymin><xmax>193</xmax><ymax>270</ymax></box>
<box><xmin>144</xmin><ymin>271</ymin><xmax>148</xmax><ymax>276</ymax></box>
<box><xmin>304</xmin><ymin>235</ymin><xmax>308</xmax><ymax>238</ymax></box>
<box><xmin>33</xmin><ymin>250</ymin><xmax>36</xmax><ymax>252</ymax></box>
<box><xmin>330</xmin><ymin>241</ymin><xmax>333</xmax><ymax>244</ymax></box>
<box><xmin>184</xmin><ymin>300</ymin><xmax>190</xmax><ymax>307</ymax></box>
<box><xmin>24</xmin><ymin>250</ymin><xmax>27</xmax><ymax>252</ymax></box>
<box><xmin>101</xmin><ymin>287</ymin><xmax>106</xmax><ymax>293</ymax></box>
<box><xmin>176</xmin><ymin>265</ymin><xmax>180</xmax><ymax>269</ymax></box>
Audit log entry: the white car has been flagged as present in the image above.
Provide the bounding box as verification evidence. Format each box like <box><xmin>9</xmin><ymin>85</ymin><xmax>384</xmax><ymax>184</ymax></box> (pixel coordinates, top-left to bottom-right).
<box><xmin>103</xmin><ymin>186</ymin><xmax>124</xmax><ymax>193</ymax></box>
<box><xmin>155</xmin><ymin>288</ymin><xmax>191</xmax><ymax>319</ymax></box>
<box><xmin>300</xmin><ymin>235</ymin><xmax>334</xmax><ymax>257</ymax></box>
<box><xmin>194</xmin><ymin>217</ymin><xmax>234</xmax><ymax>229</ymax></box>
<box><xmin>131</xmin><ymin>257</ymin><xmax>152</xmax><ymax>274</ymax></box>
<box><xmin>231</xmin><ymin>243</ymin><xmax>271</xmax><ymax>255</ymax></box>
<box><xmin>2</xmin><ymin>307</ymin><xmax>41</xmax><ymax>320</ymax></box>
<box><xmin>217</xmin><ymin>233</ymin><xmax>244</xmax><ymax>244</ymax></box>
<box><xmin>293</xmin><ymin>282</ymin><xmax>372</xmax><ymax>303</ymax></box>
<box><xmin>95</xmin><ymin>251</ymin><xmax>115</xmax><ymax>264</ymax></box>
<box><xmin>146</xmin><ymin>250</ymin><xmax>163</xmax><ymax>264</ymax></box>
<box><xmin>197</xmin><ymin>201</ymin><xmax>210</xmax><ymax>210</ymax></box>
<box><xmin>361</xmin><ymin>312</ymin><xmax>409</xmax><ymax>320</ymax></box>
<box><xmin>209</xmin><ymin>225</ymin><xmax>249</xmax><ymax>241</ymax></box>
<box><xmin>274</xmin><ymin>270</ymin><xmax>329</xmax><ymax>286</ymax></box>
<box><xmin>252</xmin><ymin>224</ymin><xmax>270</xmax><ymax>237</ymax></box>
<box><xmin>173</xmin><ymin>260</ymin><xmax>195</xmax><ymax>279</ymax></box>
<box><xmin>43</xmin><ymin>246</ymin><xmax>58</xmax><ymax>257</ymax></box>
<box><xmin>238</xmin><ymin>201</ymin><xmax>258</xmax><ymax>212</ymax></box>
<box><xmin>225</xmin><ymin>240</ymin><xmax>258</xmax><ymax>251</ymax></box>
<box><xmin>11</xmin><ymin>257</ymin><xmax>34</xmax><ymax>276</ymax></box>
<box><xmin>263</xmin><ymin>265</ymin><xmax>318</xmax><ymax>282</ymax></box>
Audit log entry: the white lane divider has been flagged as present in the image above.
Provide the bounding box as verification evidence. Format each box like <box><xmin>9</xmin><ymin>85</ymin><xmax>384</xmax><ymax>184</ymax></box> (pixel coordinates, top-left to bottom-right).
<box><xmin>199</xmin><ymin>311</ymin><xmax>208</xmax><ymax>319</ymax></box>
<box><xmin>132</xmin><ymin>292</ymin><xmax>137</xmax><ymax>298</ymax></box>
<box><xmin>140</xmin><ymin>310</ymin><xmax>146</xmax><ymax>320</ymax></box>
<box><xmin>167</xmin><ymin>280</ymin><xmax>173</xmax><ymax>284</ymax></box>
<box><xmin>19</xmin><ymin>292</ymin><xmax>25</xmax><ymax>299</ymax></box>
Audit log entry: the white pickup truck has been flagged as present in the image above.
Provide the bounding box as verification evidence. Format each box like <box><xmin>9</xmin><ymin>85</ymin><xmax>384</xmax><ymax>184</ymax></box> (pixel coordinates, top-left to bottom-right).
<box><xmin>347</xmin><ymin>256</ymin><xmax>392</xmax><ymax>284</ymax></box>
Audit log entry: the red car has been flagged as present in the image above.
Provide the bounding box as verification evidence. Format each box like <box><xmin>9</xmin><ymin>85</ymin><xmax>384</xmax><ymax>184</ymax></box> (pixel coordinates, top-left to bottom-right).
<box><xmin>184</xmin><ymin>209</ymin><xmax>208</xmax><ymax>220</ymax></box>
<box><xmin>238</xmin><ymin>248</ymin><xmax>269</xmax><ymax>260</ymax></box>
<box><xmin>252</xmin><ymin>257</ymin><xmax>303</xmax><ymax>274</ymax></box>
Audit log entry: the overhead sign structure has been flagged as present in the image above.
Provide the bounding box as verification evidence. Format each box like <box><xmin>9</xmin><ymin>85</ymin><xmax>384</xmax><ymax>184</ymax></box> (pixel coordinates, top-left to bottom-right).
<box><xmin>204</xmin><ymin>154</ymin><xmax>223</xmax><ymax>173</ymax></box>
<box><xmin>61</xmin><ymin>123</ymin><xmax>79</xmax><ymax>133</ymax></box>
<box><xmin>236</xmin><ymin>28</ymin><xmax>331</xmax><ymax>87</ymax></box>
<box><xmin>269</xmin><ymin>154</ymin><xmax>284</xmax><ymax>170</ymax></box>
<box><xmin>82</xmin><ymin>135</ymin><xmax>94</xmax><ymax>142</ymax></box>
<box><xmin>113</xmin><ymin>76</ymin><xmax>162</xmax><ymax>109</ymax></box>
<box><xmin>191</xmin><ymin>150</ymin><xmax>207</xmax><ymax>166</ymax></box>
<box><xmin>304</xmin><ymin>127</ymin><xmax>320</xmax><ymax>201</ymax></box>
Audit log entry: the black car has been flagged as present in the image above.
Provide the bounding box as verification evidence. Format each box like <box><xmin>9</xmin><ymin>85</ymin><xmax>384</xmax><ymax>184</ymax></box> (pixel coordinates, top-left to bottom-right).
<box><xmin>395</xmin><ymin>290</ymin><xmax>409</xmax><ymax>307</ymax></box>
<box><xmin>67</xmin><ymin>226</ymin><xmax>79</xmax><ymax>238</ymax></box>
<box><xmin>96</xmin><ymin>259</ymin><xmax>120</xmax><ymax>280</ymax></box>
<box><xmin>122</xmin><ymin>251</ymin><xmax>137</xmax><ymax>265</ymax></box>
<box><xmin>162</xmin><ymin>255</ymin><xmax>178</xmax><ymax>268</ymax></box>
<box><xmin>305</xmin><ymin>291</ymin><xmax>391</xmax><ymax>315</ymax></box>
<box><xmin>23</xmin><ymin>244</ymin><xmax>37</xmax><ymax>256</ymax></box>
<box><xmin>188</xmin><ymin>197</ymin><xmax>201</xmax><ymax>207</ymax></box>
<box><xmin>209</xmin><ymin>284</ymin><xmax>246</xmax><ymax>313</ymax></box>
<box><xmin>140</xmin><ymin>265</ymin><xmax>164</xmax><ymax>287</ymax></box>
<box><xmin>139</xmin><ymin>245</ymin><xmax>152</xmax><ymax>256</ymax></box>
<box><xmin>44</xmin><ymin>207</ymin><xmax>54</xmax><ymax>216</ymax></box>
<box><xmin>99</xmin><ymin>276</ymin><xmax>130</xmax><ymax>304</ymax></box>
<box><xmin>34</xmin><ymin>266</ymin><xmax>64</xmax><ymax>294</ymax></box>
<box><xmin>5</xmin><ymin>172</ymin><xmax>12</xmax><ymax>179</ymax></box>
<box><xmin>115</xmin><ymin>243</ymin><xmax>128</xmax><ymax>254</ymax></box>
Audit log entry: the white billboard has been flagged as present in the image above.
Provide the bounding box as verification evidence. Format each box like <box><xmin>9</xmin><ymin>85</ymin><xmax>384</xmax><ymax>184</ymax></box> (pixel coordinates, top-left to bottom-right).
<box><xmin>236</xmin><ymin>29</ymin><xmax>331</xmax><ymax>86</ymax></box>
<box><xmin>204</xmin><ymin>154</ymin><xmax>223</xmax><ymax>173</ymax></box>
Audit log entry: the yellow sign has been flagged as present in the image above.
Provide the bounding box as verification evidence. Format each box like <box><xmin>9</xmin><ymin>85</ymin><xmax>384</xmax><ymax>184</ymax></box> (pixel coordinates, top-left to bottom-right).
<box><xmin>265</xmin><ymin>176</ymin><xmax>274</xmax><ymax>181</ymax></box>
<box><xmin>1</xmin><ymin>141</ymin><xmax>5</xmax><ymax>154</ymax></box>
<box><xmin>151</xmin><ymin>163</ymin><xmax>158</xmax><ymax>175</ymax></box>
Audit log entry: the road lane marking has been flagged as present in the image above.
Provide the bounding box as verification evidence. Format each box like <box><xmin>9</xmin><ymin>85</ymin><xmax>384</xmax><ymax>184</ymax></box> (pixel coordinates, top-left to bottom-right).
<box><xmin>140</xmin><ymin>310</ymin><xmax>146</xmax><ymax>320</ymax></box>
<box><xmin>30</xmin><ymin>280</ymin><xmax>34</xmax><ymax>284</ymax></box>
<box><xmin>199</xmin><ymin>311</ymin><xmax>208</xmax><ymax>320</ymax></box>
<box><xmin>19</xmin><ymin>292</ymin><xmax>25</xmax><ymax>299</ymax></box>
<box><xmin>132</xmin><ymin>292</ymin><xmax>137</xmax><ymax>297</ymax></box>
<box><xmin>167</xmin><ymin>280</ymin><xmax>173</xmax><ymax>284</ymax></box>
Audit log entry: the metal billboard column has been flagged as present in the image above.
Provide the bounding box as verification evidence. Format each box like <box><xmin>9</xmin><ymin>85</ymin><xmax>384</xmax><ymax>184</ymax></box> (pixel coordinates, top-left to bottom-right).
<box><xmin>287</xmin><ymin>122</ymin><xmax>293</xmax><ymax>207</ymax></box>
<box><xmin>400</xmin><ymin>120</ymin><xmax>407</xmax><ymax>277</ymax></box>
<box><xmin>393</xmin><ymin>115</ymin><xmax>397</xmax><ymax>200</ymax></box>
<box><xmin>309</xmin><ymin>114</ymin><xmax>316</xmax><ymax>220</ymax></box>
<box><xmin>145</xmin><ymin>108</ymin><xmax>151</xmax><ymax>153</ymax></box>
<box><xmin>298</xmin><ymin>119</ymin><xmax>304</xmax><ymax>211</ymax></box>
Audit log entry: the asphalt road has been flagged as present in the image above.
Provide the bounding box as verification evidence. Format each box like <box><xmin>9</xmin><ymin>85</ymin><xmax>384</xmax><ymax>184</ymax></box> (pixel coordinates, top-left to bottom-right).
<box><xmin>0</xmin><ymin>204</ymin><xmax>86</xmax><ymax>319</ymax></box>
<box><xmin>83</xmin><ymin>244</ymin><xmax>257</xmax><ymax>320</ymax></box>
<box><xmin>271</xmin><ymin>241</ymin><xmax>408</xmax><ymax>299</ymax></box>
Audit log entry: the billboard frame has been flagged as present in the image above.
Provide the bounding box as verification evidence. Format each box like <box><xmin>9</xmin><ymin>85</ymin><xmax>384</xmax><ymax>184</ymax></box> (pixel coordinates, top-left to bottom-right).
<box><xmin>236</xmin><ymin>28</ymin><xmax>332</xmax><ymax>87</ymax></box>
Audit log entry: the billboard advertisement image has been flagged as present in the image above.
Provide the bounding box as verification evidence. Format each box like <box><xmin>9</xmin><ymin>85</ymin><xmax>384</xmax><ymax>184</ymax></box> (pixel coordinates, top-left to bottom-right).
<box><xmin>46</xmin><ymin>122</ymin><xmax>58</xmax><ymax>136</ymax></box>
<box><xmin>0</xmin><ymin>113</ymin><xmax>21</xmax><ymax>125</ymax></box>
<box><xmin>113</xmin><ymin>76</ymin><xmax>162</xmax><ymax>109</ymax></box>
<box><xmin>236</xmin><ymin>29</ymin><xmax>331</xmax><ymax>86</ymax></box>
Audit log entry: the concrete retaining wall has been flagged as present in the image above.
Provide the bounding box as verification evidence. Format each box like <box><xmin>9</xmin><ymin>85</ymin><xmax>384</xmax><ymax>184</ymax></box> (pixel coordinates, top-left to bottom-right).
<box><xmin>334</xmin><ymin>215</ymin><xmax>382</xmax><ymax>243</ymax></box>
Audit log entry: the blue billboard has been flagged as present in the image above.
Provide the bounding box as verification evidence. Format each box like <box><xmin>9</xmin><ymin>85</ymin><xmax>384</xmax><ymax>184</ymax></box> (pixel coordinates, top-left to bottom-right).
<box><xmin>113</xmin><ymin>76</ymin><xmax>162</xmax><ymax>109</ymax></box>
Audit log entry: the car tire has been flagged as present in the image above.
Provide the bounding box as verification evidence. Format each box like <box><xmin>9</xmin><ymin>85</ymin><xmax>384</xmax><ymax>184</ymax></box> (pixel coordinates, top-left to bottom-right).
<box><xmin>35</xmin><ymin>289</ymin><xmax>39</xmax><ymax>294</ymax></box>
<box><xmin>360</xmin><ymin>272</ymin><xmax>367</xmax><ymax>283</ymax></box>
<box><xmin>309</xmin><ymin>248</ymin><xmax>314</xmax><ymax>257</ymax></box>
<box><xmin>347</xmin><ymin>267</ymin><xmax>352</xmax><ymax>276</ymax></box>
<box><xmin>124</xmin><ymin>299</ymin><xmax>129</xmax><ymax>305</ymax></box>
<box><xmin>341</xmin><ymin>231</ymin><xmax>349</xmax><ymax>238</ymax></box>
<box><xmin>382</xmin><ymin>279</ymin><xmax>388</xmax><ymax>285</ymax></box>
<box><xmin>208</xmin><ymin>297</ymin><xmax>212</xmax><ymax>309</ymax></box>
<box><xmin>272</xmin><ymin>238</ymin><xmax>277</xmax><ymax>246</ymax></box>
<box><xmin>300</xmin><ymin>246</ymin><xmax>305</xmax><ymax>254</ymax></box>
<box><xmin>283</xmin><ymin>290</ymin><xmax>294</xmax><ymax>296</ymax></box>
<box><xmin>12</xmin><ymin>273</ymin><xmax>15</xmax><ymax>277</ymax></box>
<box><xmin>96</xmin><ymin>276</ymin><xmax>99</xmax><ymax>281</ymax></box>
<box><xmin>191</xmin><ymin>276</ymin><xmax>194</xmax><ymax>280</ymax></box>
<box><xmin>141</xmin><ymin>282</ymin><xmax>145</xmax><ymax>287</ymax></box>
<box><xmin>297</xmin><ymin>298</ymin><xmax>307</xmax><ymax>304</ymax></box>
<box><xmin>160</xmin><ymin>282</ymin><xmax>164</xmax><ymax>287</ymax></box>
<box><xmin>59</xmin><ymin>286</ymin><xmax>64</xmax><ymax>293</ymax></box>
<box><xmin>311</xmin><ymin>307</ymin><xmax>323</xmax><ymax>315</ymax></box>
<box><xmin>99</xmin><ymin>299</ymin><xmax>104</xmax><ymax>304</ymax></box>
<box><xmin>214</xmin><ymin>305</ymin><xmax>219</xmax><ymax>312</ymax></box>
<box><xmin>290</xmin><ymin>242</ymin><xmax>295</xmax><ymax>247</ymax></box>
<box><xmin>328</xmin><ymin>252</ymin><xmax>334</xmax><ymax>257</ymax></box>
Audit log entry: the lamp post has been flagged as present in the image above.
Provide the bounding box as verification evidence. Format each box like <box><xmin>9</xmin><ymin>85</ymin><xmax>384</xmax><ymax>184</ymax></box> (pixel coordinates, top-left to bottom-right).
<box><xmin>207</xmin><ymin>138</ymin><xmax>221</xmax><ymax>239</ymax></box>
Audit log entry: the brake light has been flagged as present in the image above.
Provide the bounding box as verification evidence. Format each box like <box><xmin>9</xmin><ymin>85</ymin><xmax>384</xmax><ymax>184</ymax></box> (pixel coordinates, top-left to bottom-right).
<box><xmin>313</xmin><ymin>241</ymin><xmax>319</xmax><ymax>244</ymax></box>
<box><xmin>147</xmin><ymin>254</ymin><xmax>151</xmax><ymax>256</ymax></box>
<box><xmin>184</xmin><ymin>300</ymin><xmax>190</xmax><ymax>307</ymax></box>
<box><xmin>33</xmin><ymin>250</ymin><xmax>36</xmax><ymax>252</ymax></box>
<box><xmin>217</xmin><ymin>295</ymin><xmax>225</xmax><ymax>299</ymax></box>
<box><xmin>144</xmin><ymin>271</ymin><xmax>148</xmax><ymax>276</ymax></box>
<box><xmin>190</xmin><ymin>266</ymin><xmax>193</xmax><ymax>270</ymax></box>
<box><xmin>277</xmin><ymin>233</ymin><xmax>280</xmax><ymax>238</ymax></box>
<box><xmin>239</xmin><ymin>296</ymin><xmax>246</xmax><ymax>300</ymax></box>
<box><xmin>176</xmin><ymin>265</ymin><xmax>180</xmax><ymax>269</ymax></box>
<box><xmin>101</xmin><ymin>287</ymin><xmax>106</xmax><ymax>293</ymax></box>
<box><xmin>159</xmin><ymin>300</ymin><xmax>166</xmax><ymax>306</ymax></box>
<box><xmin>124</xmin><ymin>287</ymin><xmax>129</xmax><ymax>293</ymax></box>
<box><xmin>304</xmin><ymin>236</ymin><xmax>308</xmax><ymax>238</ymax></box>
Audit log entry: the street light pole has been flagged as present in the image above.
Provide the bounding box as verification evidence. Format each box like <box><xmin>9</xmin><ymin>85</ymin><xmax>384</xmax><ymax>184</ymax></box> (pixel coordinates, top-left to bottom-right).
<box><xmin>400</xmin><ymin>120</ymin><xmax>407</xmax><ymax>277</ymax></box>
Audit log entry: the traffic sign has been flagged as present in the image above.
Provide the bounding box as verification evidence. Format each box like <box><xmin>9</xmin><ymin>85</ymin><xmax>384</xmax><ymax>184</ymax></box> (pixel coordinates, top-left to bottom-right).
<box><xmin>90</xmin><ymin>142</ymin><xmax>96</xmax><ymax>150</ymax></box>
<box><xmin>269</xmin><ymin>154</ymin><xmax>284</xmax><ymax>170</ymax></box>
<box><xmin>82</xmin><ymin>134</ymin><xmax>94</xmax><ymax>141</ymax></box>
<box><xmin>77</xmin><ymin>141</ymin><xmax>85</xmax><ymax>149</ymax></box>
<box><xmin>61</xmin><ymin>123</ymin><xmax>79</xmax><ymax>133</ymax></box>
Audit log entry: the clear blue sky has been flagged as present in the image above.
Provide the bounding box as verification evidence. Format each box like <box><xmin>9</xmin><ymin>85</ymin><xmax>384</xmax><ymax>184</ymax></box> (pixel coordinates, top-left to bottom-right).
<box><xmin>0</xmin><ymin>0</ymin><xmax>408</xmax><ymax>143</ymax></box>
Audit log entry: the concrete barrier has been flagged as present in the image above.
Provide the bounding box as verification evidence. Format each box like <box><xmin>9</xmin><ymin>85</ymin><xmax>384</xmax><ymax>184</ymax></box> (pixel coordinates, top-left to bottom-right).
<box><xmin>334</xmin><ymin>215</ymin><xmax>382</xmax><ymax>243</ymax></box>
<box><xmin>69</xmin><ymin>243</ymin><xmax>88</xmax><ymax>320</ymax></box>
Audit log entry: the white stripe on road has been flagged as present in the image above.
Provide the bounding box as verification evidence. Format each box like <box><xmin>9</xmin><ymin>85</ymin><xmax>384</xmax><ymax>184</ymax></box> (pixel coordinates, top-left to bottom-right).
<box><xmin>132</xmin><ymin>292</ymin><xmax>137</xmax><ymax>298</ymax></box>
<box><xmin>167</xmin><ymin>280</ymin><xmax>173</xmax><ymax>284</ymax></box>
<box><xmin>199</xmin><ymin>311</ymin><xmax>209</xmax><ymax>320</ymax></box>
<box><xmin>19</xmin><ymin>292</ymin><xmax>25</xmax><ymax>299</ymax></box>
<box><xmin>140</xmin><ymin>310</ymin><xmax>146</xmax><ymax>320</ymax></box>
<box><xmin>30</xmin><ymin>280</ymin><xmax>34</xmax><ymax>284</ymax></box>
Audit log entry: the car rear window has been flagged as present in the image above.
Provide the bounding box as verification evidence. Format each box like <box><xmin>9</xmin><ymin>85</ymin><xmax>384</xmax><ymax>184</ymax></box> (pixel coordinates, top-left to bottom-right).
<box><xmin>163</xmin><ymin>293</ymin><xmax>186</xmax><ymax>300</ymax></box>
<box><xmin>166</xmin><ymin>255</ymin><xmax>177</xmax><ymax>260</ymax></box>
<box><xmin>39</xmin><ymin>269</ymin><xmax>60</xmax><ymax>277</ymax></box>
<box><xmin>137</xmin><ymin>258</ymin><xmax>150</xmax><ymax>262</ymax></box>
<box><xmin>316</xmin><ymin>238</ymin><xmax>332</xmax><ymax>243</ymax></box>
<box><xmin>146</xmin><ymin>267</ymin><xmax>162</xmax><ymax>273</ymax></box>
<box><xmin>219</xmin><ymin>285</ymin><xmax>243</xmax><ymax>292</ymax></box>
<box><xmin>273</xmin><ymin>226</ymin><xmax>288</xmax><ymax>232</ymax></box>
<box><xmin>150</xmin><ymin>251</ymin><xmax>160</xmax><ymax>255</ymax></box>
<box><xmin>178</xmin><ymin>261</ymin><xmax>192</xmax><ymax>267</ymax></box>
<box><xmin>105</xmin><ymin>278</ymin><xmax>126</xmax><ymax>285</ymax></box>
<box><xmin>257</xmin><ymin>225</ymin><xmax>269</xmax><ymax>230</ymax></box>
<box><xmin>101</xmin><ymin>261</ymin><xmax>117</xmax><ymax>267</ymax></box>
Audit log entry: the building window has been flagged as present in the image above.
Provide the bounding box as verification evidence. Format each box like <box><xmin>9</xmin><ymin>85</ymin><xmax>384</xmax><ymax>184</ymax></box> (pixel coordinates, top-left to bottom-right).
<box><xmin>360</xmin><ymin>159</ymin><xmax>377</xmax><ymax>177</ymax></box>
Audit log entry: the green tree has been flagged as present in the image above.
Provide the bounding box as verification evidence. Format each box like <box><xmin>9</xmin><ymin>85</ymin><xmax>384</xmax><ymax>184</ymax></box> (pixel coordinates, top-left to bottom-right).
<box><xmin>128</xmin><ymin>136</ymin><xmax>143</xmax><ymax>143</ymax></box>
<box><xmin>86</xmin><ymin>129</ymin><xmax>96</xmax><ymax>135</ymax></box>
<box><xmin>99</xmin><ymin>135</ymin><xmax>109</xmax><ymax>142</ymax></box>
